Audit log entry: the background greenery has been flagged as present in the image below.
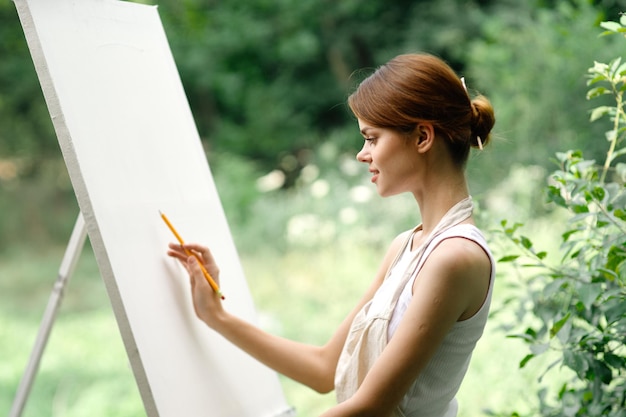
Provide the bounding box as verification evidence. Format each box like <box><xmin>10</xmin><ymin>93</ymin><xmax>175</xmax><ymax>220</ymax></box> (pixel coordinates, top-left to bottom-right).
<box><xmin>1</xmin><ymin>0</ymin><xmax>625</xmax><ymax>416</ymax></box>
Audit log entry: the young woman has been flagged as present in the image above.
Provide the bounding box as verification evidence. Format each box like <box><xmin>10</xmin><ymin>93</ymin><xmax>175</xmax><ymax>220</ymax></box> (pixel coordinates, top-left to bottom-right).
<box><xmin>167</xmin><ymin>53</ymin><xmax>496</xmax><ymax>417</ymax></box>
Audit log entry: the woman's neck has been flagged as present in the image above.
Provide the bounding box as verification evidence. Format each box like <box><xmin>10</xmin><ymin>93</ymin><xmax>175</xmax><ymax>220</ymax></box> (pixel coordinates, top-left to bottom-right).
<box><xmin>413</xmin><ymin>172</ymin><xmax>470</xmax><ymax>237</ymax></box>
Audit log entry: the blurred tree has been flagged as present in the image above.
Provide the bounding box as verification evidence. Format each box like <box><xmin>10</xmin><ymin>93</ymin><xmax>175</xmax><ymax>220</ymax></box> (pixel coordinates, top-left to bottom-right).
<box><xmin>0</xmin><ymin>2</ymin><xmax>55</xmax><ymax>165</ymax></box>
<box><xmin>465</xmin><ymin>0</ymin><xmax>624</xmax><ymax>192</ymax></box>
<box><xmin>152</xmin><ymin>0</ymin><xmax>501</xmax><ymax>184</ymax></box>
<box><xmin>5</xmin><ymin>0</ymin><xmax>620</xmax><ymax>178</ymax></box>
<box><xmin>1</xmin><ymin>0</ymin><xmax>625</xmax><ymax>246</ymax></box>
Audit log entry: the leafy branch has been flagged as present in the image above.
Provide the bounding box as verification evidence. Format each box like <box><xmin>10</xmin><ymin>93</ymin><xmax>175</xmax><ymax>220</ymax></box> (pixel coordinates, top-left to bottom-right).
<box><xmin>495</xmin><ymin>15</ymin><xmax>626</xmax><ymax>417</ymax></box>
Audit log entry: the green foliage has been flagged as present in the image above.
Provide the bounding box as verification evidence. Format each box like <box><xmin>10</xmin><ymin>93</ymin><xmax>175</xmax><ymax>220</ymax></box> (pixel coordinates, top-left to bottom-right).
<box><xmin>153</xmin><ymin>0</ymin><xmax>427</xmax><ymax>172</ymax></box>
<box><xmin>0</xmin><ymin>157</ymin><xmax>77</xmax><ymax>252</ymax></box>
<box><xmin>496</xmin><ymin>15</ymin><xmax>626</xmax><ymax>417</ymax></box>
<box><xmin>212</xmin><ymin>140</ymin><xmax>420</xmax><ymax>255</ymax></box>
<box><xmin>4</xmin><ymin>2</ymin><xmax>626</xmax><ymax>416</ymax></box>
<box><xmin>0</xmin><ymin>2</ymin><xmax>55</xmax><ymax>159</ymax></box>
<box><xmin>0</xmin><ymin>229</ymin><xmax>528</xmax><ymax>417</ymax></box>
<box><xmin>466</xmin><ymin>0</ymin><xmax>624</xmax><ymax>197</ymax></box>
<box><xmin>2</xmin><ymin>0</ymin><xmax>625</xmax><ymax>248</ymax></box>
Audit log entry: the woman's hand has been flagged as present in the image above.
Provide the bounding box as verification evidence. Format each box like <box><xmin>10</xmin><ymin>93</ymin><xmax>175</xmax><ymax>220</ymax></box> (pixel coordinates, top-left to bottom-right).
<box><xmin>166</xmin><ymin>242</ymin><xmax>225</xmax><ymax>328</ymax></box>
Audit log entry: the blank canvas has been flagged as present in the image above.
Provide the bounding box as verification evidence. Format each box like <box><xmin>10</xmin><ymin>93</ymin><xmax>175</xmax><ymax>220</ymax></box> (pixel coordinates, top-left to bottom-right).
<box><xmin>14</xmin><ymin>0</ymin><xmax>294</xmax><ymax>415</ymax></box>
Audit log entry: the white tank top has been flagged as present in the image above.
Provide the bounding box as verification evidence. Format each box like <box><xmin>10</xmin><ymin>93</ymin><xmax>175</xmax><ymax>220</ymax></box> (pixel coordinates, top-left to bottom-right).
<box><xmin>335</xmin><ymin>198</ymin><xmax>495</xmax><ymax>417</ymax></box>
<box><xmin>366</xmin><ymin>223</ymin><xmax>495</xmax><ymax>416</ymax></box>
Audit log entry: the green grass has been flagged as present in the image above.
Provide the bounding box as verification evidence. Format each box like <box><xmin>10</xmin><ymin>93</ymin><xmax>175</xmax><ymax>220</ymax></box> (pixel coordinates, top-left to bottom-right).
<box><xmin>0</xmin><ymin>245</ymin><xmax>143</xmax><ymax>417</ymax></box>
<box><xmin>0</xmin><ymin>240</ymin><xmax>559</xmax><ymax>417</ymax></box>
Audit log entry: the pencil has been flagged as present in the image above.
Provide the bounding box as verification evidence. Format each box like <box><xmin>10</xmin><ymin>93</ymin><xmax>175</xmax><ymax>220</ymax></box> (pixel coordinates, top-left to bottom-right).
<box><xmin>160</xmin><ymin>210</ymin><xmax>225</xmax><ymax>300</ymax></box>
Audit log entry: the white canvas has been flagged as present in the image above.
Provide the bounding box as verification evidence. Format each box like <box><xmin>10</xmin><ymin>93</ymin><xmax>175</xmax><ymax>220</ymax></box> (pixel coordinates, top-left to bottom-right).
<box><xmin>14</xmin><ymin>0</ymin><xmax>294</xmax><ymax>415</ymax></box>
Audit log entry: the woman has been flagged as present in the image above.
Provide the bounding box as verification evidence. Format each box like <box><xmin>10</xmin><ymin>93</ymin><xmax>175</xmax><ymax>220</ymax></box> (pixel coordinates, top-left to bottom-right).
<box><xmin>167</xmin><ymin>53</ymin><xmax>496</xmax><ymax>417</ymax></box>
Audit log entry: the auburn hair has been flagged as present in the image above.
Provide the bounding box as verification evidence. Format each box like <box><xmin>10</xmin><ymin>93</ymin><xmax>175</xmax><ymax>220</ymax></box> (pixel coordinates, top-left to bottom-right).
<box><xmin>348</xmin><ymin>53</ymin><xmax>495</xmax><ymax>166</ymax></box>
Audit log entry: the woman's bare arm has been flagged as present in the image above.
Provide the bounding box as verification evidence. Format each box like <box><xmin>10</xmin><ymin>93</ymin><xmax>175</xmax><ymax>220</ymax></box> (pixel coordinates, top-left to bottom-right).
<box><xmin>166</xmin><ymin>232</ymin><xmax>409</xmax><ymax>393</ymax></box>
<box><xmin>318</xmin><ymin>237</ymin><xmax>491</xmax><ymax>416</ymax></box>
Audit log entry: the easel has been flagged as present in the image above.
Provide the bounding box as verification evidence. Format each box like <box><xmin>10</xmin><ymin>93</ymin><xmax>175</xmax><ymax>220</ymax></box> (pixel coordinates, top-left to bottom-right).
<box><xmin>9</xmin><ymin>213</ymin><xmax>88</xmax><ymax>417</ymax></box>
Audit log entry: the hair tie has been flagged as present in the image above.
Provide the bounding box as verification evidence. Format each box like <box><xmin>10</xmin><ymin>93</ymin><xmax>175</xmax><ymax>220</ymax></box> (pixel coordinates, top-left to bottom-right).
<box><xmin>477</xmin><ymin>136</ymin><xmax>484</xmax><ymax>151</ymax></box>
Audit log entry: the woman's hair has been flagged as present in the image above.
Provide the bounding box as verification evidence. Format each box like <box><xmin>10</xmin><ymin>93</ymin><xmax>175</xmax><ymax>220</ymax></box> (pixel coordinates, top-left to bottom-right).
<box><xmin>348</xmin><ymin>53</ymin><xmax>495</xmax><ymax>166</ymax></box>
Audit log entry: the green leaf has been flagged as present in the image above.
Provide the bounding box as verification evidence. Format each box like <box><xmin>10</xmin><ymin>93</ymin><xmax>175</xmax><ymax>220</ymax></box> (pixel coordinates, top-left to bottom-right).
<box><xmin>607</xmin><ymin>245</ymin><xmax>626</xmax><ymax>271</ymax></box>
<box><xmin>618</xmin><ymin>61</ymin><xmax>626</xmax><ymax>76</ymax></box>
<box><xmin>573</xmin><ymin>158</ymin><xmax>596</xmax><ymax>173</ymax></box>
<box><xmin>600</xmin><ymin>21</ymin><xmax>623</xmax><ymax>32</ymax></box>
<box><xmin>502</xmin><ymin>221</ymin><xmax>523</xmax><ymax>235</ymax></box>
<box><xmin>605</xmin><ymin>129</ymin><xmax>618</xmax><ymax>142</ymax></box>
<box><xmin>498</xmin><ymin>255</ymin><xmax>520</xmax><ymax>263</ymax></box>
<box><xmin>572</xmin><ymin>204</ymin><xmax>590</xmax><ymax>214</ymax></box>
<box><xmin>605</xmin><ymin>301</ymin><xmax>626</xmax><ymax>324</ymax></box>
<box><xmin>604</xmin><ymin>352</ymin><xmax>625</xmax><ymax>369</ymax></box>
<box><xmin>525</xmin><ymin>327</ymin><xmax>537</xmax><ymax>339</ymax></box>
<box><xmin>586</xmin><ymin>87</ymin><xmax>608</xmax><ymax>100</ymax></box>
<box><xmin>507</xmin><ymin>333</ymin><xmax>533</xmax><ymax>342</ymax></box>
<box><xmin>547</xmin><ymin>185</ymin><xmax>567</xmax><ymax>207</ymax></box>
<box><xmin>555</xmin><ymin>151</ymin><xmax>570</xmax><ymax>163</ymax></box>
<box><xmin>563</xmin><ymin>349</ymin><xmax>588</xmax><ymax>377</ymax></box>
<box><xmin>590</xmin><ymin>359</ymin><xmax>613</xmax><ymax>384</ymax></box>
<box><xmin>589</xmin><ymin>106</ymin><xmax>611</xmax><ymax>122</ymax></box>
<box><xmin>590</xmin><ymin>61</ymin><xmax>609</xmax><ymax>75</ymax></box>
<box><xmin>609</xmin><ymin>57</ymin><xmax>623</xmax><ymax>79</ymax></box>
<box><xmin>597</xmin><ymin>267</ymin><xmax>618</xmax><ymax>281</ymax></box>
<box><xmin>579</xmin><ymin>283</ymin><xmax>603</xmax><ymax>308</ymax></box>
<box><xmin>550</xmin><ymin>312</ymin><xmax>571</xmax><ymax>338</ymax></box>
<box><xmin>530</xmin><ymin>343</ymin><xmax>549</xmax><ymax>355</ymax></box>
<box><xmin>596</xmin><ymin>219</ymin><xmax>609</xmax><ymax>228</ymax></box>
<box><xmin>519</xmin><ymin>354</ymin><xmax>535</xmax><ymax>369</ymax></box>
<box><xmin>586</xmin><ymin>74</ymin><xmax>606</xmax><ymax>86</ymax></box>
<box><xmin>562</xmin><ymin>229</ymin><xmax>578</xmax><ymax>242</ymax></box>
<box><xmin>616</xmin><ymin>163</ymin><xmax>626</xmax><ymax>182</ymax></box>
<box><xmin>591</xmin><ymin>186</ymin><xmax>606</xmax><ymax>201</ymax></box>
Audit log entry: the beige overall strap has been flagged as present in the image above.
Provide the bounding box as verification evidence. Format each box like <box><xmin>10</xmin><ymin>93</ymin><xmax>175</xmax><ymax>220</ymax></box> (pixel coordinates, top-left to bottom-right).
<box><xmin>335</xmin><ymin>197</ymin><xmax>475</xmax><ymax>405</ymax></box>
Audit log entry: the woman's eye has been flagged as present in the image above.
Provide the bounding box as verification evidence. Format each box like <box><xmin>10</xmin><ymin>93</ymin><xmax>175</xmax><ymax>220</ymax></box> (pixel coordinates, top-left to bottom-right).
<box><xmin>365</xmin><ymin>137</ymin><xmax>376</xmax><ymax>144</ymax></box>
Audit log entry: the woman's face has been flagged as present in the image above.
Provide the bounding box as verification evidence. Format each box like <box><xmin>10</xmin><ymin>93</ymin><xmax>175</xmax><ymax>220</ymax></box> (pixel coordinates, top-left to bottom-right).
<box><xmin>355</xmin><ymin>119</ymin><xmax>421</xmax><ymax>197</ymax></box>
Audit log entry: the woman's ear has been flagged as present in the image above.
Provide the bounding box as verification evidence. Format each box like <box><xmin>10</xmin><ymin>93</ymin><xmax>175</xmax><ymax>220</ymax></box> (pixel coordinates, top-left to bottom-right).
<box><xmin>414</xmin><ymin>122</ymin><xmax>435</xmax><ymax>152</ymax></box>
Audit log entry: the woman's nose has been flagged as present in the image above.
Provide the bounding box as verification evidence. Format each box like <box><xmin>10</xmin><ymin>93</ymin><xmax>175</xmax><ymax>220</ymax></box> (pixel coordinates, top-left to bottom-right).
<box><xmin>356</xmin><ymin>144</ymin><xmax>370</xmax><ymax>163</ymax></box>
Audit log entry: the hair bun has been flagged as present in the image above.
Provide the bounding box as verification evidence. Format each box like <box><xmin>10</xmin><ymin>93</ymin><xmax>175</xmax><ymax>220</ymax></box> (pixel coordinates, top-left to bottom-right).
<box><xmin>469</xmin><ymin>95</ymin><xmax>495</xmax><ymax>149</ymax></box>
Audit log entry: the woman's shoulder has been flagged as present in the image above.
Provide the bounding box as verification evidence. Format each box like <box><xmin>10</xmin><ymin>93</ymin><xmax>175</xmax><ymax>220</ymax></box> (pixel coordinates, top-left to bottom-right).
<box><xmin>421</xmin><ymin>230</ymin><xmax>492</xmax><ymax>296</ymax></box>
<box><xmin>430</xmin><ymin>224</ymin><xmax>490</xmax><ymax>267</ymax></box>
<box><xmin>433</xmin><ymin>235</ymin><xmax>489</xmax><ymax>267</ymax></box>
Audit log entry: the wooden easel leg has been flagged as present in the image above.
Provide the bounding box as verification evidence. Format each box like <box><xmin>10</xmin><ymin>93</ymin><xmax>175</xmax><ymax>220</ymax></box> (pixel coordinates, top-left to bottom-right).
<box><xmin>9</xmin><ymin>213</ymin><xmax>88</xmax><ymax>417</ymax></box>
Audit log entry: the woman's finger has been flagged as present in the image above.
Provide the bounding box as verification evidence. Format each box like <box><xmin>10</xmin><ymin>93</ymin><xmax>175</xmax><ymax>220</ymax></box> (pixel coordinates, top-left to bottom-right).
<box><xmin>179</xmin><ymin>243</ymin><xmax>213</xmax><ymax>261</ymax></box>
<box><xmin>179</xmin><ymin>243</ymin><xmax>220</xmax><ymax>280</ymax></box>
<box><xmin>166</xmin><ymin>242</ymin><xmax>220</xmax><ymax>288</ymax></box>
<box><xmin>187</xmin><ymin>256</ymin><xmax>204</xmax><ymax>284</ymax></box>
<box><xmin>166</xmin><ymin>244</ymin><xmax>190</xmax><ymax>264</ymax></box>
<box><xmin>187</xmin><ymin>255</ymin><xmax>224</xmax><ymax>323</ymax></box>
